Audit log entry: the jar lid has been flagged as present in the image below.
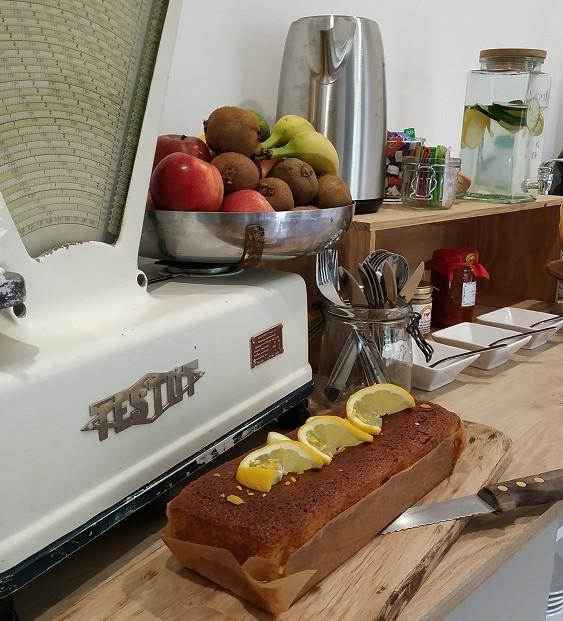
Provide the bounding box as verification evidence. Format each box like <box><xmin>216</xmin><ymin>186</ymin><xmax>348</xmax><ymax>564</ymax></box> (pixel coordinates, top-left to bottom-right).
<box><xmin>415</xmin><ymin>281</ymin><xmax>433</xmax><ymax>295</ymax></box>
<box><xmin>479</xmin><ymin>48</ymin><xmax>547</xmax><ymax>60</ymax></box>
<box><xmin>426</xmin><ymin>248</ymin><xmax>490</xmax><ymax>282</ymax></box>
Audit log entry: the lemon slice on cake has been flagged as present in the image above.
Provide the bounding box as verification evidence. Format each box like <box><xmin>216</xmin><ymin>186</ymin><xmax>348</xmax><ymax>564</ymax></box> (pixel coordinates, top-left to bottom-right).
<box><xmin>297</xmin><ymin>415</ymin><xmax>372</xmax><ymax>465</ymax></box>
<box><xmin>266</xmin><ymin>431</ymin><xmax>291</xmax><ymax>444</ymax></box>
<box><xmin>346</xmin><ymin>383</ymin><xmax>415</xmax><ymax>434</ymax></box>
<box><xmin>236</xmin><ymin>440</ymin><xmax>323</xmax><ymax>492</ymax></box>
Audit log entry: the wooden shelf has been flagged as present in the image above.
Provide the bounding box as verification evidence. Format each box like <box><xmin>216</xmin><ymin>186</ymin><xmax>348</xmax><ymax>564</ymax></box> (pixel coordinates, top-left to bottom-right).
<box><xmin>352</xmin><ymin>196</ymin><xmax>563</xmax><ymax>232</ymax></box>
<box><xmin>340</xmin><ymin>195</ymin><xmax>563</xmax><ymax>309</ymax></box>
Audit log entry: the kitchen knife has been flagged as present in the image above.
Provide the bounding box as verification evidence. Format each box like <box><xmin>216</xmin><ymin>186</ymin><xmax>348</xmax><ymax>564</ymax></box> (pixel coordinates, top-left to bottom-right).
<box><xmin>398</xmin><ymin>261</ymin><xmax>425</xmax><ymax>302</ymax></box>
<box><xmin>382</xmin><ymin>468</ymin><xmax>563</xmax><ymax>534</ymax></box>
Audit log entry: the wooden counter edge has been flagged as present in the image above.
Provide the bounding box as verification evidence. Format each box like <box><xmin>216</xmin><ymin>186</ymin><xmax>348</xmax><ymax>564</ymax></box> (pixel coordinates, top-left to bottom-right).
<box><xmin>351</xmin><ymin>196</ymin><xmax>563</xmax><ymax>231</ymax></box>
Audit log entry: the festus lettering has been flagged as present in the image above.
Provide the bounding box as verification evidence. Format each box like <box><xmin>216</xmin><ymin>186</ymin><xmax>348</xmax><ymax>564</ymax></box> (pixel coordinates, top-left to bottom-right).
<box><xmin>82</xmin><ymin>360</ymin><xmax>204</xmax><ymax>441</ymax></box>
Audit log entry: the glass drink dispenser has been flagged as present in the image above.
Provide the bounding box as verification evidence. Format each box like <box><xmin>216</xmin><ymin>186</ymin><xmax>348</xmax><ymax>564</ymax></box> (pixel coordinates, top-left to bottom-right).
<box><xmin>460</xmin><ymin>48</ymin><xmax>551</xmax><ymax>203</ymax></box>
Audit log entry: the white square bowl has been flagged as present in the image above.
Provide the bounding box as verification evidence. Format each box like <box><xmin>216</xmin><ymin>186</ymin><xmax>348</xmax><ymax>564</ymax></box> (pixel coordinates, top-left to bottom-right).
<box><xmin>432</xmin><ymin>322</ymin><xmax>532</xmax><ymax>370</ymax></box>
<box><xmin>412</xmin><ymin>340</ymin><xmax>480</xmax><ymax>391</ymax></box>
<box><xmin>477</xmin><ymin>307</ymin><xmax>563</xmax><ymax>350</ymax></box>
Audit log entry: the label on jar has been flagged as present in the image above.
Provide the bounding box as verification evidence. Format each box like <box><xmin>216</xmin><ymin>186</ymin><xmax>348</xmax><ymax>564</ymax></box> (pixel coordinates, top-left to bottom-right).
<box><xmin>461</xmin><ymin>281</ymin><xmax>476</xmax><ymax>307</ymax></box>
<box><xmin>412</xmin><ymin>302</ymin><xmax>432</xmax><ymax>335</ymax></box>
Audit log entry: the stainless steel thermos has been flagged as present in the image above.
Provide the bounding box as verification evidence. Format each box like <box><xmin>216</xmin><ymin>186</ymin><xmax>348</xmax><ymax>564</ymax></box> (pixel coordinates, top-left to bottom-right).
<box><xmin>277</xmin><ymin>15</ymin><xmax>387</xmax><ymax>213</ymax></box>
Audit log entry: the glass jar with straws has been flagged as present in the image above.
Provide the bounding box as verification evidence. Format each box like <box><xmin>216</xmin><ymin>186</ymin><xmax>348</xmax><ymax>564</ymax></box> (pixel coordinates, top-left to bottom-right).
<box><xmin>401</xmin><ymin>146</ymin><xmax>460</xmax><ymax>209</ymax></box>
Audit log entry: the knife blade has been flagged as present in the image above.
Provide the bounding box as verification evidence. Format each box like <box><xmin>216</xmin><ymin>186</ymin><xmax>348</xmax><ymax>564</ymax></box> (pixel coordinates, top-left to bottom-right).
<box><xmin>381</xmin><ymin>467</ymin><xmax>563</xmax><ymax>534</ymax></box>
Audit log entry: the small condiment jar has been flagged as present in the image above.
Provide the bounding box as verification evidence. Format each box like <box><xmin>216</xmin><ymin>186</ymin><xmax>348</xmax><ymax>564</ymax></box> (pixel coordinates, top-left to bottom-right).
<box><xmin>411</xmin><ymin>282</ymin><xmax>433</xmax><ymax>334</ymax></box>
<box><xmin>426</xmin><ymin>249</ymin><xmax>489</xmax><ymax>327</ymax></box>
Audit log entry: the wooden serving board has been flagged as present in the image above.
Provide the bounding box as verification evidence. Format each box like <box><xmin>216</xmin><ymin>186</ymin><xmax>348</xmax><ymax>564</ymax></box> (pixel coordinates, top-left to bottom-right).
<box><xmin>52</xmin><ymin>422</ymin><xmax>511</xmax><ymax>621</ymax></box>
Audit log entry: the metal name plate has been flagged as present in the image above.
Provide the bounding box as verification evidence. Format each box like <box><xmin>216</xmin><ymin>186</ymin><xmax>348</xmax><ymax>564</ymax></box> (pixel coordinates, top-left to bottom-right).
<box><xmin>250</xmin><ymin>324</ymin><xmax>283</xmax><ymax>368</ymax></box>
<box><xmin>82</xmin><ymin>360</ymin><xmax>204</xmax><ymax>441</ymax></box>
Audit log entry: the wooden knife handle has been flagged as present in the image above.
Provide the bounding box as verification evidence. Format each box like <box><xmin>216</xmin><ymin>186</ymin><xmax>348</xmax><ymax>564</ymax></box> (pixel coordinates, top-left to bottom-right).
<box><xmin>478</xmin><ymin>468</ymin><xmax>563</xmax><ymax>512</ymax></box>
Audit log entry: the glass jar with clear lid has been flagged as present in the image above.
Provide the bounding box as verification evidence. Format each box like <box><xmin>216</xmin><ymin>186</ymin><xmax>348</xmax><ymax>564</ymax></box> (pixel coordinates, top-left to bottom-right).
<box><xmin>460</xmin><ymin>48</ymin><xmax>551</xmax><ymax>203</ymax></box>
<box><xmin>402</xmin><ymin>157</ymin><xmax>461</xmax><ymax>209</ymax></box>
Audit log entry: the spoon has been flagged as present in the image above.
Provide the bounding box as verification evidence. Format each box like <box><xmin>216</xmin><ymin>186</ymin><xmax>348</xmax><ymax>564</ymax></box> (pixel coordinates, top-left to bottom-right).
<box><xmin>529</xmin><ymin>315</ymin><xmax>563</xmax><ymax>329</ymax></box>
<box><xmin>429</xmin><ymin>344</ymin><xmax>507</xmax><ymax>369</ymax></box>
<box><xmin>382</xmin><ymin>263</ymin><xmax>397</xmax><ymax>305</ymax></box>
<box><xmin>487</xmin><ymin>324</ymin><xmax>559</xmax><ymax>347</ymax></box>
<box><xmin>338</xmin><ymin>266</ymin><xmax>367</xmax><ymax>306</ymax></box>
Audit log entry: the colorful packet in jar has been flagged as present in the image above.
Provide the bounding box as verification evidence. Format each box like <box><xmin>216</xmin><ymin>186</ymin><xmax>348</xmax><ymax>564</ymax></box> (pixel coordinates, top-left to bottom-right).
<box><xmin>385</xmin><ymin>131</ymin><xmax>425</xmax><ymax>201</ymax></box>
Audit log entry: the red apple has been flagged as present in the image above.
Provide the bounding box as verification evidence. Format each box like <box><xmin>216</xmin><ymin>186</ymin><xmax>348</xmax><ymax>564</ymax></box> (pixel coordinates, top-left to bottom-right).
<box><xmin>221</xmin><ymin>189</ymin><xmax>275</xmax><ymax>212</ymax></box>
<box><xmin>153</xmin><ymin>134</ymin><xmax>211</xmax><ymax>169</ymax></box>
<box><xmin>150</xmin><ymin>152</ymin><xmax>223</xmax><ymax>211</ymax></box>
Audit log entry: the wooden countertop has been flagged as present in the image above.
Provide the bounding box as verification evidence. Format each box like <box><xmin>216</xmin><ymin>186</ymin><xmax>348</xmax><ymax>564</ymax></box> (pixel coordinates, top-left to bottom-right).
<box><xmin>352</xmin><ymin>196</ymin><xmax>563</xmax><ymax>231</ymax></box>
<box><xmin>15</xmin><ymin>303</ymin><xmax>563</xmax><ymax>620</ymax></box>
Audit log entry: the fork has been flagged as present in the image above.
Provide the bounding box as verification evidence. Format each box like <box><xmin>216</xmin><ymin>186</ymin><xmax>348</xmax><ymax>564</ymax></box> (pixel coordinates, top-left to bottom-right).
<box><xmin>315</xmin><ymin>250</ymin><xmax>344</xmax><ymax>307</ymax></box>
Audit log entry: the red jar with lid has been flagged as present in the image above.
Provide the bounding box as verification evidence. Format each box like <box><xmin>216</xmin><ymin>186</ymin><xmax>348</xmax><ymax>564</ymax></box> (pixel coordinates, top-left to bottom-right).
<box><xmin>426</xmin><ymin>248</ymin><xmax>489</xmax><ymax>327</ymax></box>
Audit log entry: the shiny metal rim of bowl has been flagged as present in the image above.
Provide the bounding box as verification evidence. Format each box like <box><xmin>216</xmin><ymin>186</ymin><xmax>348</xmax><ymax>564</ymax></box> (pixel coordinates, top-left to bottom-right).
<box><xmin>139</xmin><ymin>203</ymin><xmax>355</xmax><ymax>264</ymax></box>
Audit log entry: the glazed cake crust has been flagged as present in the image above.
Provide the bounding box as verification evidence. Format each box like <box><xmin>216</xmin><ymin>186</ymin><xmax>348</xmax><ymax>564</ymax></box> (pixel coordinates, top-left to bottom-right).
<box><xmin>167</xmin><ymin>402</ymin><xmax>463</xmax><ymax>565</ymax></box>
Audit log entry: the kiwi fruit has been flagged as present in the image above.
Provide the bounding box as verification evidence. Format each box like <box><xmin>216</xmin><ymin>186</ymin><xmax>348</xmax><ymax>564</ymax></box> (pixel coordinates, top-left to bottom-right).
<box><xmin>212</xmin><ymin>152</ymin><xmax>259</xmax><ymax>194</ymax></box>
<box><xmin>315</xmin><ymin>175</ymin><xmax>353</xmax><ymax>208</ymax></box>
<box><xmin>204</xmin><ymin>106</ymin><xmax>261</xmax><ymax>157</ymax></box>
<box><xmin>293</xmin><ymin>205</ymin><xmax>318</xmax><ymax>211</ymax></box>
<box><xmin>255</xmin><ymin>178</ymin><xmax>294</xmax><ymax>211</ymax></box>
<box><xmin>248</xmin><ymin>110</ymin><xmax>270</xmax><ymax>142</ymax></box>
<box><xmin>268</xmin><ymin>158</ymin><xmax>318</xmax><ymax>206</ymax></box>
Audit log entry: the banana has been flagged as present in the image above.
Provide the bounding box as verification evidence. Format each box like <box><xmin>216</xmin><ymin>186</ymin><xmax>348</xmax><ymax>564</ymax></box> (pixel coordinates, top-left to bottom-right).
<box><xmin>258</xmin><ymin>115</ymin><xmax>315</xmax><ymax>151</ymax></box>
<box><xmin>268</xmin><ymin>130</ymin><xmax>340</xmax><ymax>176</ymax></box>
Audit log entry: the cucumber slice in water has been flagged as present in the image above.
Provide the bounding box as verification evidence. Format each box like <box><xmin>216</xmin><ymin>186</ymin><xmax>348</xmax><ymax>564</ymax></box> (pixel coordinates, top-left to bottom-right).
<box><xmin>497</xmin><ymin>119</ymin><xmax>520</xmax><ymax>134</ymax></box>
<box><xmin>474</xmin><ymin>104</ymin><xmax>497</xmax><ymax>121</ymax></box>
<box><xmin>488</xmin><ymin>104</ymin><xmax>525</xmax><ymax>128</ymax></box>
<box><xmin>493</xmin><ymin>101</ymin><xmax>526</xmax><ymax>109</ymax></box>
<box><xmin>526</xmin><ymin>98</ymin><xmax>541</xmax><ymax>131</ymax></box>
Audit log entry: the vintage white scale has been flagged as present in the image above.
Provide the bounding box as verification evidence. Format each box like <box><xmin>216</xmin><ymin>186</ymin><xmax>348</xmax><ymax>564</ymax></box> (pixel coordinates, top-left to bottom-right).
<box><xmin>0</xmin><ymin>1</ymin><xmax>352</xmax><ymax>615</ymax></box>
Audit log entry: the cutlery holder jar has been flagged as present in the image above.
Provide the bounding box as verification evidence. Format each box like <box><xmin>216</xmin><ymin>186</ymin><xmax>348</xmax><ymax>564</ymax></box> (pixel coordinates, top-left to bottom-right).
<box><xmin>316</xmin><ymin>305</ymin><xmax>413</xmax><ymax>407</ymax></box>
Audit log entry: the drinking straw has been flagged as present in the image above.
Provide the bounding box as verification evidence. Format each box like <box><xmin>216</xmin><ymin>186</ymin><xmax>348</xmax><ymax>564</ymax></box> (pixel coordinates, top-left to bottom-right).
<box><xmin>433</xmin><ymin>145</ymin><xmax>447</xmax><ymax>206</ymax></box>
<box><xmin>416</xmin><ymin>146</ymin><xmax>430</xmax><ymax>207</ymax></box>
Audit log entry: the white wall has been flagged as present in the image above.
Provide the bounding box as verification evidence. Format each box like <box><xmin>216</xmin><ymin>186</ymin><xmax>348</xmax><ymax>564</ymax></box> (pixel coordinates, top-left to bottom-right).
<box><xmin>161</xmin><ymin>0</ymin><xmax>563</xmax><ymax>159</ymax></box>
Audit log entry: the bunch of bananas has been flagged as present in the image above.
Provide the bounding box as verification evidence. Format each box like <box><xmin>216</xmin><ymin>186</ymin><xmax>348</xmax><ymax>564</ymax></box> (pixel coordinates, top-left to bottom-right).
<box><xmin>256</xmin><ymin>115</ymin><xmax>340</xmax><ymax>176</ymax></box>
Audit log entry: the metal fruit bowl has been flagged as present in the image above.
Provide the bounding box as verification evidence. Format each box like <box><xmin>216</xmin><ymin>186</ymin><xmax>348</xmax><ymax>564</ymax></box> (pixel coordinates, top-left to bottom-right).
<box><xmin>139</xmin><ymin>204</ymin><xmax>355</xmax><ymax>265</ymax></box>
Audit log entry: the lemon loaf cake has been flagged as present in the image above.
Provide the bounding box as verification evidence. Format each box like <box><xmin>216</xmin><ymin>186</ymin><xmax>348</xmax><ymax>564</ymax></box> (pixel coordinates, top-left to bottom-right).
<box><xmin>166</xmin><ymin>402</ymin><xmax>463</xmax><ymax>569</ymax></box>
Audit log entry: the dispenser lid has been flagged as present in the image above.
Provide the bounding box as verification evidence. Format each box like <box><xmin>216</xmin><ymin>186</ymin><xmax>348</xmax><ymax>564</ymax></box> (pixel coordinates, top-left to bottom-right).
<box><xmin>480</xmin><ymin>48</ymin><xmax>547</xmax><ymax>60</ymax></box>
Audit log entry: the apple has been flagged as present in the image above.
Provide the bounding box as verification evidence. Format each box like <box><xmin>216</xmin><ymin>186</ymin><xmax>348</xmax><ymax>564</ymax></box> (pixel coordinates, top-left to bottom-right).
<box><xmin>259</xmin><ymin>159</ymin><xmax>277</xmax><ymax>178</ymax></box>
<box><xmin>150</xmin><ymin>152</ymin><xmax>223</xmax><ymax>211</ymax></box>
<box><xmin>153</xmin><ymin>134</ymin><xmax>211</xmax><ymax>170</ymax></box>
<box><xmin>221</xmin><ymin>189</ymin><xmax>274</xmax><ymax>213</ymax></box>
